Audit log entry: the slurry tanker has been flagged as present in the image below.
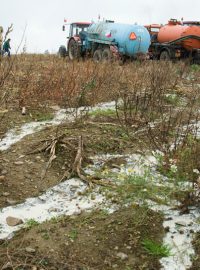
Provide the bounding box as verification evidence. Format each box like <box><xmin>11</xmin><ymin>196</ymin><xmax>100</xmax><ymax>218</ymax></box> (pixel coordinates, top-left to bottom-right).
<box><xmin>59</xmin><ymin>20</ymin><xmax>151</xmax><ymax>61</ymax></box>
<box><xmin>145</xmin><ymin>19</ymin><xmax>200</xmax><ymax>63</ymax></box>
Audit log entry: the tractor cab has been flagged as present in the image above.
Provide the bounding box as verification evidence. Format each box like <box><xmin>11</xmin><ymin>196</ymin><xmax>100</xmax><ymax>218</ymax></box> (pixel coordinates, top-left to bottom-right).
<box><xmin>145</xmin><ymin>24</ymin><xmax>161</xmax><ymax>42</ymax></box>
<box><xmin>67</xmin><ymin>22</ymin><xmax>91</xmax><ymax>60</ymax></box>
<box><xmin>59</xmin><ymin>22</ymin><xmax>91</xmax><ymax>58</ymax></box>
<box><xmin>68</xmin><ymin>22</ymin><xmax>91</xmax><ymax>38</ymax></box>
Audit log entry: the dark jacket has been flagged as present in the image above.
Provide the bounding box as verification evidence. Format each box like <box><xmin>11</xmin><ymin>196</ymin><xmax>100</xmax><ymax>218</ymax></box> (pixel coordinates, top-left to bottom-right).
<box><xmin>3</xmin><ymin>40</ymin><xmax>11</xmax><ymax>51</ymax></box>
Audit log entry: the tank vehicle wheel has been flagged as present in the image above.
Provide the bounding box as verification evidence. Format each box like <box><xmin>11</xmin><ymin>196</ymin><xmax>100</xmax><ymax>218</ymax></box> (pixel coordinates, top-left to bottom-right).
<box><xmin>68</xmin><ymin>39</ymin><xmax>80</xmax><ymax>60</ymax></box>
<box><xmin>102</xmin><ymin>48</ymin><xmax>113</xmax><ymax>62</ymax></box>
<box><xmin>58</xmin><ymin>45</ymin><xmax>67</xmax><ymax>58</ymax></box>
<box><xmin>93</xmin><ymin>49</ymin><xmax>102</xmax><ymax>62</ymax></box>
<box><xmin>160</xmin><ymin>50</ymin><xmax>170</xmax><ymax>60</ymax></box>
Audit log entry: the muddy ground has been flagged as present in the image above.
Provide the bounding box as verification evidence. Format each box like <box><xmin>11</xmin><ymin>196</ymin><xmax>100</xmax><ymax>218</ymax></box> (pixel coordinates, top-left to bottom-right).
<box><xmin>0</xmin><ymin>206</ymin><xmax>164</xmax><ymax>270</ymax></box>
<box><xmin>0</xmin><ymin>109</ymin><xmax>136</xmax><ymax>209</ymax></box>
<box><xmin>0</xmin><ymin>59</ymin><xmax>200</xmax><ymax>269</ymax></box>
<box><xmin>0</xmin><ymin>105</ymin><xmax>200</xmax><ymax>269</ymax></box>
<box><xmin>0</xmin><ymin>107</ymin><xmax>164</xmax><ymax>270</ymax></box>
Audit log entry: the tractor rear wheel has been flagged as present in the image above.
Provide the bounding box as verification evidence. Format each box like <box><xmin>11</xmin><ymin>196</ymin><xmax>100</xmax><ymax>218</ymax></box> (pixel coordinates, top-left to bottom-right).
<box><xmin>102</xmin><ymin>48</ymin><xmax>113</xmax><ymax>62</ymax></box>
<box><xmin>160</xmin><ymin>50</ymin><xmax>170</xmax><ymax>60</ymax></box>
<box><xmin>93</xmin><ymin>49</ymin><xmax>102</xmax><ymax>62</ymax></box>
<box><xmin>68</xmin><ymin>39</ymin><xmax>80</xmax><ymax>60</ymax></box>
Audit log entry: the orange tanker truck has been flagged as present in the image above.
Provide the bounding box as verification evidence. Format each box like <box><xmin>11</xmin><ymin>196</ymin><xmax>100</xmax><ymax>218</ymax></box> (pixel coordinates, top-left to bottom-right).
<box><xmin>145</xmin><ymin>19</ymin><xmax>200</xmax><ymax>63</ymax></box>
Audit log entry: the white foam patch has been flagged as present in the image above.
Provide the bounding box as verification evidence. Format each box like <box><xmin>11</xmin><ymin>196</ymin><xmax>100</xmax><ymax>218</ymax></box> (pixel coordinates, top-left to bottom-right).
<box><xmin>148</xmin><ymin>200</ymin><xmax>200</xmax><ymax>270</ymax></box>
<box><xmin>86</xmin><ymin>154</ymin><xmax>200</xmax><ymax>270</ymax></box>
<box><xmin>0</xmin><ymin>101</ymin><xmax>116</xmax><ymax>152</ymax></box>
<box><xmin>160</xmin><ymin>208</ymin><xmax>200</xmax><ymax>270</ymax></box>
<box><xmin>0</xmin><ymin>178</ymin><xmax>106</xmax><ymax>239</ymax></box>
<box><xmin>0</xmin><ymin>109</ymin><xmax>68</xmax><ymax>151</ymax></box>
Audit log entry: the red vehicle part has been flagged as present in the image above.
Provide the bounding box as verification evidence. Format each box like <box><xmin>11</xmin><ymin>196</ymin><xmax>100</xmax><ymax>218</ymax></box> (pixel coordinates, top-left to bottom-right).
<box><xmin>157</xmin><ymin>20</ymin><xmax>200</xmax><ymax>51</ymax></box>
<box><xmin>67</xmin><ymin>22</ymin><xmax>91</xmax><ymax>60</ymax></box>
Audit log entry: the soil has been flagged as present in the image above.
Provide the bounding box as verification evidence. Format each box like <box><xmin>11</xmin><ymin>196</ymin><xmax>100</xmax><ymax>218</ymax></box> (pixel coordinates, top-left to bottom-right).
<box><xmin>0</xmin><ymin>206</ymin><xmax>164</xmax><ymax>270</ymax></box>
<box><xmin>0</xmin><ymin>125</ymin><xmax>62</xmax><ymax>208</ymax></box>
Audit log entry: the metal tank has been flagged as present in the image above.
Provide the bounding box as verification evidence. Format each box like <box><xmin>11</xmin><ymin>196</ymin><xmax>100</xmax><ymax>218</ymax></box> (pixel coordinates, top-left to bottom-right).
<box><xmin>87</xmin><ymin>21</ymin><xmax>151</xmax><ymax>57</ymax></box>
<box><xmin>158</xmin><ymin>20</ymin><xmax>200</xmax><ymax>51</ymax></box>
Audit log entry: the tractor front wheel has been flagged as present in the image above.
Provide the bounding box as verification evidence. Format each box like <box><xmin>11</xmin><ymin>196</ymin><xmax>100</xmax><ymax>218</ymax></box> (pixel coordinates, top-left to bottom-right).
<box><xmin>58</xmin><ymin>45</ymin><xmax>67</xmax><ymax>58</ymax></box>
<box><xmin>68</xmin><ymin>39</ymin><xmax>80</xmax><ymax>60</ymax></box>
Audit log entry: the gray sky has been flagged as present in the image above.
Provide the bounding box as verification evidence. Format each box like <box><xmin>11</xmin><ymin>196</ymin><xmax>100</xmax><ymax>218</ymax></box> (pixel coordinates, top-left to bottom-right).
<box><xmin>1</xmin><ymin>0</ymin><xmax>199</xmax><ymax>53</ymax></box>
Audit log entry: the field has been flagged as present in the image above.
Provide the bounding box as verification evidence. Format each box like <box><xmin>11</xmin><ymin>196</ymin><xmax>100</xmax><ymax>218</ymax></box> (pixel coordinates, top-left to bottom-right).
<box><xmin>0</xmin><ymin>55</ymin><xmax>200</xmax><ymax>270</ymax></box>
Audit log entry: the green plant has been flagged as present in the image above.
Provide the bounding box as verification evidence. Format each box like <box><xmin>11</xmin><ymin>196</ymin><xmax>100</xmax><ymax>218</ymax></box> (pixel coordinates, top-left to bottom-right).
<box><xmin>164</xmin><ymin>93</ymin><xmax>180</xmax><ymax>106</ymax></box>
<box><xmin>33</xmin><ymin>111</ymin><xmax>53</xmax><ymax>121</ymax></box>
<box><xmin>100</xmin><ymin>209</ymin><xmax>109</xmax><ymax>216</ymax></box>
<box><xmin>175</xmin><ymin>137</ymin><xmax>200</xmax><ymax>183</ymax></box>
<box><xmin>39</xmin><ymin>258</ymin><xmax>49</xmax><ymax>266</ymax></box>
<box><xmin>42</xmin><ymin>231</ymin><xmax>50</xmax><ymax>240</ymax></box>
<box><xmin>68</xmin><ymin>229</ymin><xmax>78</xmax><ymax>241</ymax></box>
<box><xmin>142</xmin><ymin>239</ymin><xmax>171</xmax><ymax>257</ymax></box>
<box><xmin>25</xmin><ymin>218</ymin><xmax>39</xmax><ymax>229</ymax></box>
<box><xmin>50</xmin><ymin>216</ymin><xmax>60</xmax><ymax>224</ymax></box>
<box><xmin>196</xmin><ymin>218</ymin><xmax>200</xmax><ymax>224</ymax></box>
<box><xmin>84</xmin><ymin>78</ymin><xmax>96</xmax><ymax>91</ymax></box>
<box><xmin>191</xmin><ymin>64</ymin><xmax>200</xmax><ymax>72</ymax></box>
<box><xmin>78</xmin><ymin>78</ymin><xmax>96</xmax><ymax>106</ymax></box>
<box><xmin>97</xmin><ymin>163</ymin><xmax>173</xmax><ymax>205</ymax></box>
<box><xmin>88</xmin><ymin>108</ymin><xmax>116</xmax><ymax>118</ymax></box>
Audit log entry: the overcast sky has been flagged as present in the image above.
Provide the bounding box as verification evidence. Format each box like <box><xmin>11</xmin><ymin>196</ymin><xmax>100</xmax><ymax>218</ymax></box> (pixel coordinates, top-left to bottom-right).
<box><xmin>1</xmin><ymin>0</ymin><xmax>199</xmax><ymax>53</ymax></box>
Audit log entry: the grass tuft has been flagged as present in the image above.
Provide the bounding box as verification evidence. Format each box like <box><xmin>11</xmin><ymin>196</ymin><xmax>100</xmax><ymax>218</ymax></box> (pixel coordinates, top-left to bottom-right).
<box><xmin>142</xmin><ymin>239</ymin><xmax>172</xmax><ymax>257</ymax></box>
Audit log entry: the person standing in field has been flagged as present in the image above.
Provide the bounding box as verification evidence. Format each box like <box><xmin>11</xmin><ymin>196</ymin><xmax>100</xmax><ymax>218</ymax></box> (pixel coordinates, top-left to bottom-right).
<box><xmin>3</xmin><ymin>38</ymin><xmax>11</xmax><ymax>57</ymax></box>
<box><xmin>0</xmin><ymin>26</ymin><xmax>3</xmax><ymax>55</ymax></box>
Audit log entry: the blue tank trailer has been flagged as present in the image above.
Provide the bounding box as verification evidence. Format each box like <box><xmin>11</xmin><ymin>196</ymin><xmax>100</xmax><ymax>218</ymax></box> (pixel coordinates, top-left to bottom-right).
<box><xmin>59</xmin><ymin>20</ymin><xmax>151</xmax><ymax>61</ymax></box>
